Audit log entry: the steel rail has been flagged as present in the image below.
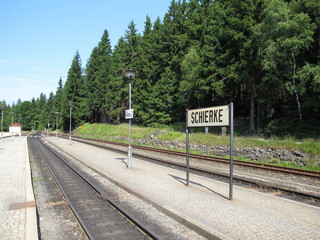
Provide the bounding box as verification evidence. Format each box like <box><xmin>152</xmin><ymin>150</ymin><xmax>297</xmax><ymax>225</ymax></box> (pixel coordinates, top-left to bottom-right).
<box><xmin>28</xmin><ymin>138</ymin><xmax>94</xmax><ymax>239</ymax></box>
<box><xmin>64</xmin><ymin>134</ymin><xmax>320</xmax><ymax>179</ymax></box>
<box><xmin>66</xmin><ymin>136</ymin><xmax>320</xmax><ymax>201</ymax></box>
<box><xmin>30</xmin><ymin>136</ymin><xmax>160</xmax><ymax>240</ymax></box>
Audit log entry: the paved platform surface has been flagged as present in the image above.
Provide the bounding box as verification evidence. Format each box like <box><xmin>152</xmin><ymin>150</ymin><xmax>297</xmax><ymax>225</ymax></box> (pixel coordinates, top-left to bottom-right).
<box><xmin>0</xmin><ymin>136</ymin><xmax>37</xmax><ymax>240</ymax></box>
<box><xmin>45</xmin><ymin>136</ymin><xmax>320</xmax><ymax>240</ymax></box>
<box><xmin>1</xmin><ymin>132</ymin><xmax>12</xmax><ymax>138</ymax></box>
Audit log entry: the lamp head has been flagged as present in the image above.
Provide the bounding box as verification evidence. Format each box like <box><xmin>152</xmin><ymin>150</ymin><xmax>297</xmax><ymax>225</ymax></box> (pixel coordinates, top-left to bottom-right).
<box><xmin>124</xmin><ymin>69</ymin><xmax>136</xmax><ymax>80</ymax></box>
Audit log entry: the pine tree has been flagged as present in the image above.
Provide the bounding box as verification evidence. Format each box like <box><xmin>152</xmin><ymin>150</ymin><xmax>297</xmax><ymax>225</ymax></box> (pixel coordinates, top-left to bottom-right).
<box><xmin>86</xmin><ymin>47</ymin><xmax>100</xmax><ymax>122</ymax></box>
<box><xmin>85</xmin><ymin>30</ymin><xmax>113</xmax><ymax>123</ymax></box>
<box><xmin>110</xmin><ymin>22</ymin><xmax>141</xmax><ymax>122</ymax></box>
<box><xmin>202</xmin><ymin>0</ymin><xmax>265</xmax><ymax>133</ymax></box>
<box><xmin>52</xmin><ymin>77</ymin><xmax>63</xmax><ymax>129</ymax></box>
<box><xmin>61</xmin><ymin>51</ymin><xmax>86</xmax><ymax>130</ymax></box>
<box><xmin>36</xmin><ymin>93</ymin><xmax>47</xmax><ymax>130</ymax></box>
<box><xmin>134</xmin><ymin>16</ymin><xmax>161</xmax><ymax>124</ymax></box>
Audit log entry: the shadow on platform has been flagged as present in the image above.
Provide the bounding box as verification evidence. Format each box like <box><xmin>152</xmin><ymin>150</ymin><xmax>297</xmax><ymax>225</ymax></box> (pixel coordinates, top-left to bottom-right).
<box><xmin>169</xmin><ymin>174</ymin><xmax>228</xmax><ymax>200</ymax></box>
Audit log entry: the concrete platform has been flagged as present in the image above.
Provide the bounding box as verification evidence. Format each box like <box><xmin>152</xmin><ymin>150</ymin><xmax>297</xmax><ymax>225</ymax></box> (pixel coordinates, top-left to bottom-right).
<box><xmin>45</xmin><ymin>136</ymin><xmax>320</xmax><ymax>240</ymax></box>
<box><xmin>0</xmin><ymin>136</ymin><xmax>38</xmax><ymax>240</ymax></box>
<box><xmin>1</xmin><ymin>132</ymin><xmax>12</xmax><ymax>138</ymax></box>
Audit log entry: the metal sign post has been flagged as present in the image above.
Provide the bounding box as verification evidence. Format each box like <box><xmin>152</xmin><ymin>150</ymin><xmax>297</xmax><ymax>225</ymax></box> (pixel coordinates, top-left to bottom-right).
<box><xmin>229</xmin><ymin>103</ymin><xmax>234</xmax><ymax>200</ymax></box>
<box><xmin>124</xmin><ymin>69</ymin><xmax>136</xmax><ymax>169</ymax></box>
<box><xmin>186</xmin><ymin>110</ymin><xmax>190</xmax><ymax>186</ymax></box>
<box><xmin>127</xmin><ymin>81</ymin><xmax>133</xmax><ymax>168</ymax></box>
<box><xmin>186</xmin><ymin>103</ymin><xmax>234</xmax><ymax>200</ymax></box>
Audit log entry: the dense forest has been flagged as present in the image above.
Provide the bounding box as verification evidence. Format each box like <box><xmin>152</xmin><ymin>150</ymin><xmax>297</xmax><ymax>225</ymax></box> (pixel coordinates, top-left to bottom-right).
<box><xmin>1</xmin><ymin>0</ymin><xmax>319</xmax><ymax>138</ymax></box>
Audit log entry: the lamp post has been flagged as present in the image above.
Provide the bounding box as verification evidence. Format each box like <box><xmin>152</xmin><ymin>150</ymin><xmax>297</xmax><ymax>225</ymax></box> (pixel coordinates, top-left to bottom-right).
<box><xmin>124</xmin><ymin>69</ymin><xmax>136</xmax><ymax>168</ymax></box>
<box><xmin>47</xmin><ymin>115</ymin><xmax>50</xmax><ymax>137</ymax></box>
<box><xmin>11</xmin><ymin>112</ymin><xmax>14</xmax><ymax>137</ymax></box>
<box><xmin>0</xmin><ymin>103</ymin><xmax>4</xmax><ymax>141</ymax></box>
<box><xmin>69</xmin><ymin>101</ymin><xmax>74</xmax><ymax>144</ymax></box>
<box><xmin>55</xmin><ymin>112</ymin><xmax>59</xmax><ymax>137</ymax></box>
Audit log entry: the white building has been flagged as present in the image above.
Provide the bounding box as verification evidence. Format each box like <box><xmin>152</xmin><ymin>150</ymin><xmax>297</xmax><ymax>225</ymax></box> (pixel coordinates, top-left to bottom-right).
<box><xmin>9</xmin><ymin>123</ymin><xmax>22</xmax><ymax>136</ymax></box>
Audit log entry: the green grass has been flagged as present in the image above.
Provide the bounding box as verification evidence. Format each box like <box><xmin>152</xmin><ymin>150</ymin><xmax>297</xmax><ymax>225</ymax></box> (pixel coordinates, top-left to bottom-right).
<box><xmin>158</xmin><ymin>132</ymin><xmax>185</xmax><ymax>142</ymax></box>
<box><xmin>164</xmin><ymin>132</ymin><xmax>320</xmax><ymax>156</ymax></box>
<box><xmin>77</xmin><ymin>123</ymin><xmax>165</xmax><ymax>140</ymax></box>
<box><xmin>76</xmin><ymin>123</ymin><xmax>320</xmax><ymax>155</ymax></box>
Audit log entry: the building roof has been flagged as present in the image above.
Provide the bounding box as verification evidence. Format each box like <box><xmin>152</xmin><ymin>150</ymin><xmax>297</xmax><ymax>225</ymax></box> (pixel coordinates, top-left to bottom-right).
<box><xmin>9</xmin><ymin>123</ymin><xmax>22</xmax><ymax>127</ymax></box>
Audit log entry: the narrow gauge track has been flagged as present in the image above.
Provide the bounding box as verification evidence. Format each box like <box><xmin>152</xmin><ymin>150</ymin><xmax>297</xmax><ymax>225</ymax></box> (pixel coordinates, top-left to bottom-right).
<box><xmin>28</xmin><ymin>137</ymin><xmax>159</xmax><ymax>240</ymax></box>
<box><xmin>54</xmin><ymin>134</ymin><xmax>320</xmax><ymax>202</ymax></box>
<box><xmin>66</xmin><ymin>135</ymin><xmax>320</xmax><ymax>179</ymax></box>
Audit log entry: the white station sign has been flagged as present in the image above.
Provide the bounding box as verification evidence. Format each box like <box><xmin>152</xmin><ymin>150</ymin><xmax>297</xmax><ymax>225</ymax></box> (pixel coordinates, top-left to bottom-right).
<box><xmin>125</xmin><ymin>109</ymin><xmax>134</xmax><ymax>119</ymax></box>
<box><xmin>187</xmin><ymin>105</ymin><xmax>229</xmax><ymax>127</ymax></box>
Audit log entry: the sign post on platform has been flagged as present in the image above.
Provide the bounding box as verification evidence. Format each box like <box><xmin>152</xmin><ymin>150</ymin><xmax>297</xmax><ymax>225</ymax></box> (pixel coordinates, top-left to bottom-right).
<box><xmin>186</xmin><ymin>110</ymin><xmax>190</xmax><ymax>185</ymax></box>
<box><xmin>186</xmin><ymin>103</ymin><xmax>234</xmax><ymax>200</ymax></box>
<box><xmin>124</xmin><ymin>69</ymin><xmax>136</xmax><ymax>169</ymax></box>
<box><xmin>229</xmin><ymin>103</ymin><xmax>234</xmax><ymax>200</ymax></box>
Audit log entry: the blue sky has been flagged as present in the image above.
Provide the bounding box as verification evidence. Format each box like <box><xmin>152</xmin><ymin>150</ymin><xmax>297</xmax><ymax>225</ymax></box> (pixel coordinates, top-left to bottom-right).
<box><xmin>0</xmin><ymin>0</ymin><xmax>173</xmax><ymax>105</ymax></box>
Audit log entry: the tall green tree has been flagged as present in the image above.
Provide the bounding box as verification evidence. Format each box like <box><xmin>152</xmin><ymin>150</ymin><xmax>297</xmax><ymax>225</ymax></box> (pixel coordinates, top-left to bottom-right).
<box><xmin>289</xmin><ymin>0</ymin><xmax>320</xmax><ymax>125</ymax></box>
<box><xmin>146</xmin><ymin>0</ymin><xmax>189</xmax><ymax>123</ymax></box>
<box><xmin>19</xmin><ymin>101</ymin><xmax>32</xmax><ymax>129</ymax></box>
<box><xmin>86</xmin><ymin>30</ymin><xmax>113</xmax><ymax>123</ymax></box>
<box><xmin>256</xmin><ymin>0</ymin><xmax>315</xmax><ymax>122</ymax></box>
<box><xmin>111</xmin><ymin>21</ymin><xmax>141</xmax><ymax>122</ymax></box>
<box><xmin>179</xmin><ymin>46</ymin><xmax>202</xmax><ymax>108</ymax></box>
<box><xmin>62</xmin><ymin>51</ymin><xmax>86</xmax><ymax>130</ymax></box>
<box><xmin>203</xmin><ymin>0</ymin><xmax>265</xmax><ymax>133</ymax></box>
<box><xmin>52</xmin><ymin>77</ymin><xmax>64</xmax><ymax>130</ymax></box>
<box><xmin>86</xmin><ymin>46</ymin><xmax>100</xmax><ymax>122</ymax></box>
<box><xmin>134</xmin><ymin>17</ymin><xmax>164</xmax><ymax>124</ymax></box>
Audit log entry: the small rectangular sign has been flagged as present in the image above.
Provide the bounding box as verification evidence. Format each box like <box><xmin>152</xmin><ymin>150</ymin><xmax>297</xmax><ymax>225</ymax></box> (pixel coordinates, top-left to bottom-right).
<box><xmin>125</xmin><ymin>109</ymin><xmax>134</xmax><ymax>119</ymax></box>
<box><xmin>187</xmin><ymin>105</ymin><xmax>229</xmax><ymax>127</ymax></box>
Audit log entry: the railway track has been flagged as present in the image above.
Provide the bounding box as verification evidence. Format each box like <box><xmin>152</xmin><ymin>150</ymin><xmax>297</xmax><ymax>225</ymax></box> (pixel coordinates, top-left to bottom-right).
<box><xmin>52</xmin><ymin>134</ymin><xmax>319</xmax><ymax>203</ymax></box>
<box><xmin>28</xmin><ymin>136</ymin><xmax>159</xmax><ymax>240</ymax></box>
<box><xmin>68</xmin><ymin>135</ymin><xmax>320</xmax><ymax>179</ymax></box>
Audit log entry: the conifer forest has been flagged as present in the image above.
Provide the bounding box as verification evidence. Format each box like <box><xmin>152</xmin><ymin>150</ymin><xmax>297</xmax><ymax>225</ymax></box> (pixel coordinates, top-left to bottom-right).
<box><xmin>1</xmin><ymin>0</ymin><xmax>320</xmax><ymax>138</ymax></box>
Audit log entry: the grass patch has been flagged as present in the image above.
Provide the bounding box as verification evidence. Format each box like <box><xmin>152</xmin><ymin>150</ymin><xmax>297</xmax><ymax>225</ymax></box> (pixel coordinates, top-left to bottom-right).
<box><xmin>158</xmin><ymin>132</ymin><xmax>185</xmax><ymax>142</ymax></box>
<box><xmin>32</xmin><ymin>177</ymin><xmax>43</xmax><ymax>189</ymax></box>
<box><xmin>189</xmin><ymin>133</ymin><xmax>230</xmax><ymax>146</ymax></box>
<box><xmin>75</xmin><ymin>123</ymin><xmax>320</xmax><ymax>156</ymax></box>
<box><xmin>195</xmin><ymin>135</ymin><xmax>320</xmax><ymax>156</ymax></box>
<box><xmin>77</xmin><ymin>123</ymin><xmax>168</xmax><ymax>140</ymax></box>
<box><xmin>33</xmin><ymin>177</ymin><xmax>43</xmax><ymax>182</ymax></box>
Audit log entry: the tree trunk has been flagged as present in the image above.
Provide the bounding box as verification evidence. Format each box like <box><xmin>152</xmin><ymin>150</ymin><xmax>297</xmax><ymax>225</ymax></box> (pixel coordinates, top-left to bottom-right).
<box><xmin>292</xmin><ymin>51</ymin><xmax>302</xmax><ymax>122</ymax></box>
<box><xmin>249</xmin><ymin>90</ymin><xmax>255</xmax><ymax>135</ymax></box>
<box><xmin>294</xmin><ymin>89</ymin><xmax>302</xmax><ymax>122</ymax></box>
<box><xmin>257</xmin><ymin>102</ymin><xmax>261</xmax><ymax>133</ymax></box>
